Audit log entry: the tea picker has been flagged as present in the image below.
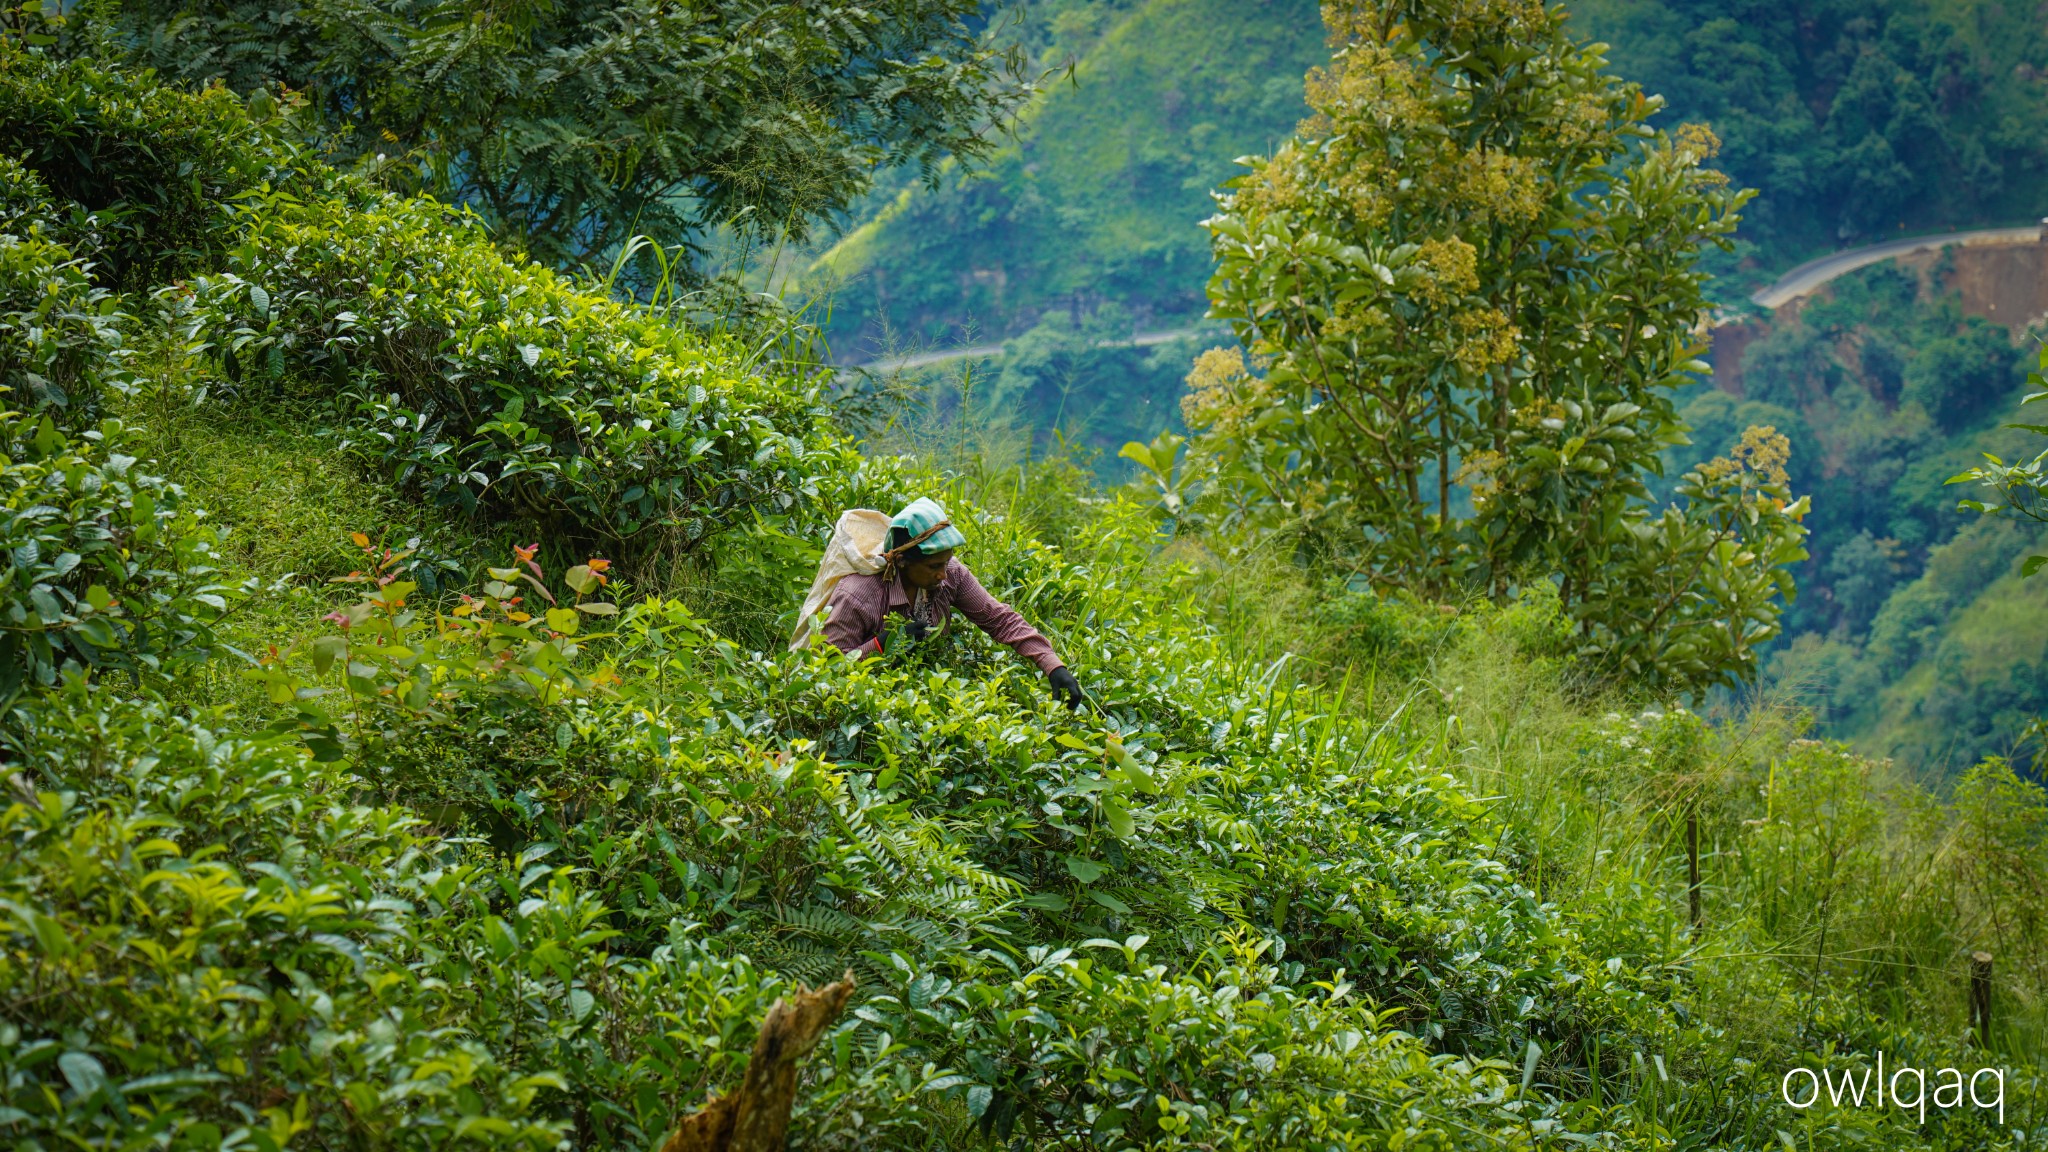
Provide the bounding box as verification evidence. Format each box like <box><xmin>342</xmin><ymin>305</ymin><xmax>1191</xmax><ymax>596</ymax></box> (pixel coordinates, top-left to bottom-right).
<box><xmin>790</xmin><ymin>498</ymin><xmax>1087</xmax><ymax>709</ymax></box>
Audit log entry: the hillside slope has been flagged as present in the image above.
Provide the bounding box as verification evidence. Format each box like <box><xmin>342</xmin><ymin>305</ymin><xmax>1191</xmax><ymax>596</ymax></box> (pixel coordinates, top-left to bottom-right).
<box><xmin>813</xmin><ymin>0</ymin><xmax>1323</xmax><ymax>354</ymax></box>
<box><xmin>1572</xmin><ymin>0</ymin><xmax>2048</xmax><ymax>276</ymax></box>
<box><xmin>1693</xmin><ymin>256</ymin><xmax>2047</xmax><ymax>769</ymax></box>
<box><xmin>3</xmin><ymin>37</ymin><xmax>2044</xmax><ymax>1152</ymax></box>
<box><xmin>825</xmin><ymin>0</ymin><xmax>2048</xmax><ymax>348</ymax></box>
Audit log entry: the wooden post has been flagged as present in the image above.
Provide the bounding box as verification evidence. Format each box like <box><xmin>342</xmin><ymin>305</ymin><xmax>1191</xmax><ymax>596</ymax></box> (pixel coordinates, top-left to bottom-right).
<box><xmin>1686</xmin><ymin>810</ymin><xmax>1701</xmax><ymax>933</ymax></box>
<box><xmin>1971</xmin><ymin>952</ymin><xmax>1994</xmax><ymax>1049</ymax></box>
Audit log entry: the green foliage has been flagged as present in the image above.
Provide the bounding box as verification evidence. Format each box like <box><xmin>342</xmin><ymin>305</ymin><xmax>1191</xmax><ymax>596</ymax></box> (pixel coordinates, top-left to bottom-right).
<box><xmin>1774</xmin><ymin>516</ymin><xmax>2048</xmax><ymax>766</ymax></box>
<box><xmin>1693</xmin><ymin>252</ymin><xmax>2042</xmax><ymax>763</ymax></box>
<box><xmin>1572</xmin><ymin>428</ymin><xmax>1811</xmax><ymax>691</ymax></box>
<box><xmin>74</xmin><ymin>0</ymin><xmax>1034</xmax><ymax>270</ymax></box>
<box><xmin>0</xmin><ymin>0</ymin><xmax>63</xmax><ymax>47</ymax></box>
<box><xmin>0</xmin><ymin>403</ymin><xmax>229</xmax><ymax>700</ymax></box>
<box><xmin>1649</xmin><ymin>249</ymin><xmax>2030</xmax><ymax>653</ymax></box>
<box><xmin>1171</xmin><ymin>0</ymin><xmax>1801</xmax><ymax>694</ymax></box>
<box><xmin>1573</xmin><ymin>0</ymin><xmax>2048</xmax><ymax>266</ymax></box>
<box><xmin>1665</xmin><ymin>388</ymin><xmax>1816</xmax><ymax>495</ymax></box>
<box><xmin>1865</xmin><ymin>531</ymin><xmax>2048</xmax><ymax>772</ymax></box>
<box><xmin>1191</xmin><ymin>0</ymin><xmax>1736</xmax><ymax>583</ymax></box>
<box><xmin>1410</xmin><ymin>626</ymin><xmax>2048</xmax><ymax>1149</ymax></box>
<box><xmin>1905</xmin><ymin>316</ymin><xmax>2026</xmax><ymax>432</ymax></box>
<box><xmin>1750</xmin><ymin>297</ymin><xmax>2040</xmax><ymax>766</ymax></box>
<box><xmin>970</xmin><ymin>307</ymin><xmax>1212</xmax><ymax>457</ymax></box>
<box><xmin>0</xmin><ymin>153</ymin><xmax>57</xmax><ymax>231</ymax></box>
<box><xmin>173</xmin><ymin>189</ymin><xmax>848</xmax><ymax>552</ymax></box>
<box><xmin>246</xmin><ymin>538</ymin><xmax>622</xmax><ymax>766</ymax></box>
<box><xmin>0</xmin><ymin>44</ymin><xmax>305</xmax><ymax>290</ymax></box>
<box><xmin>852</xmin><ymin>934</ymin><xmax>1549</xmax><ymax>1148</ymax></box>
<box><xmin>0</xmin><ymin>481</ymin><xmax>1686</xmax><ymax>1150</ymax></box>
<box><xmin>827</xmin><ymin>0</ymin><xmax>2048</xmax><ymax>372</ymax></box>
<box><xmin>41</xmin><ymin>470</ymin><xmax>1759</xmax><ymax>1148</ymax></box>
<box><xmin>1292</xmin><ymin>582</ymin><xmax>1575</xmax><ymax>688</ymax></box>
<box><xmin>1950</xmin><ymin>341</ymin><xmax>2048</xmax><ymax>573</ymax></box>
<box><xmin>0</xmin><ymin>682</ymin><xmax>801</xmax><ymax>1151</ymax></box>
<box><xmin>814</xmin><ymin>0</ymin><xmax>1326</xmax><ymax>348</ymax></box>
<box><xmin>4</xmin><ymin>38</ymin><xmax>2042</xmax><ymax>1152</ymax></box>
<box><xmin>0</xmin><ymin>158</ymin><xmax>126</xmax><ymax>415</ymax></box>
<box><xmin>1739</xmin><ymin>320</ymin><xmax>1847</xmax><ymax>410</ymax></box>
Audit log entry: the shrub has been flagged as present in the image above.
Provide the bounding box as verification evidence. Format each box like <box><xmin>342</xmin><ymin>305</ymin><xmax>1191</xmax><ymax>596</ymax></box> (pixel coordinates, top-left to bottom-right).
<box><xmin>3</xmin><ymin>34</ymin><xmax>2040</xmax><ymax>1152</ymax></box>
<box><xmin>844</xmin><ymin>934</ymin><xmax>1541</xmax><ymax>1148</ymax></box>
<box><xmin>1572</xmin><ymin>426</ymin><xmax>1810</xmax><ymax>693</ymax></box>
<box><xmin>73</xmin><ymin>0</ymin><xmax>1035</xmax><ymax>272</ymax></box>
<box><xmin>172</xmin><ymin>191</ymin><xmax>848</xmax><ymax>555</ymax></box>
<box><xmin>0</xmin><ymin>403</ymin><xmax>229</xmax><ymax>699</ymax></box>
<box><xmin>0</xmin><ymin>45</ymin><xmax>305</xmax><ymax>290</ymax></box>
<box><xmin>0</xmin><ymin>153</ymin><xmax>57</xmax><ymax>232</ymax></box>
<box><xmin>0</xmin><ymin>682</ymin><xmax>806</xmax><ymax>1152</ymax></box>
<box><xmin>1</xmin><ymin>157</ymin><xmax>127</xmax><ymax>415</ymax></box>
<box><xmin>221</xmin><ymin>494</ymin><xmax>1697</xmax><ymax>1148</ymax></box>
<box><xmin>245</xmin><ymin>536</ymin><xmax>626</xmax><ymax>765</ymax></box>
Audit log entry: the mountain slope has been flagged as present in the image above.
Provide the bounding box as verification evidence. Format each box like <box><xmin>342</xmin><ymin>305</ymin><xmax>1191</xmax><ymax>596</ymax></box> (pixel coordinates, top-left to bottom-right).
<box><xmin>825</xmin><ymin>0</ymin><xmax>2048</xmax><ymax>350</ymax></box>
<box><xmin>814</xmin><ymin>0</ymin><xmax>1324</xmax><ymax>354</ymax></box>
<box><xmin>1535</xmin><ymin>0</ymin><xmax>2048</xmax><ymax>275</ymax></box>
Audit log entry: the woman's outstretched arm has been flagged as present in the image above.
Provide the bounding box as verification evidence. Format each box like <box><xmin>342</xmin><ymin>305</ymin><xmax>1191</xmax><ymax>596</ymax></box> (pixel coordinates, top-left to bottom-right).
<box><xmin>949</xmin><ymin>562</ymin><xmax>1062</xmax><ymax>673</ymax></box>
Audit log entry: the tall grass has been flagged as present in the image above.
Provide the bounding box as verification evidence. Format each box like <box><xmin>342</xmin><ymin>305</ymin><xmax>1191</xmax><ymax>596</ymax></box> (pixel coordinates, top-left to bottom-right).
<box><xmin>1159</xmin><ymin>532</ymin><xmax>2048</xmax><ymax>1144</ymax></box>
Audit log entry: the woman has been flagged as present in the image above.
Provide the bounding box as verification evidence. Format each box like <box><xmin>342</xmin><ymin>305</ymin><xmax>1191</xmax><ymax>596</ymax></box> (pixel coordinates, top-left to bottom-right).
<box><xmin>822</xmin><ymin>497</ymin><xmax>1086</xmax><ymax>709</ymax></box>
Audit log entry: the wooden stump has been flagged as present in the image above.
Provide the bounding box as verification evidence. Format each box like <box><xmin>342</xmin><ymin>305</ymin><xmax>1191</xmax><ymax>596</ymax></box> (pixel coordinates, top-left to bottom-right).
<box><xmin>1686</xmin><ymin>810</ymin><xmax>1701</xmax><ymax>933</ymax></box>
<box><xmin>1970</xmin><ymin>952</ymin><xmax>1993</xmax><ymax>1050</ymax></box>
<box><xmin>661</xmin><ymin>971</ymin><xmax>857</xmax><ymax>1152</ymax></box>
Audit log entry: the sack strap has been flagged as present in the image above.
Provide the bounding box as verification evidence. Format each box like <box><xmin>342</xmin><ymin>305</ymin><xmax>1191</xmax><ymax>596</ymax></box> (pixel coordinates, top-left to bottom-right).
<box><xmin>882</xmin><ymin>520</ymin><xmax>952</xmax><ymax>565</ymax></box>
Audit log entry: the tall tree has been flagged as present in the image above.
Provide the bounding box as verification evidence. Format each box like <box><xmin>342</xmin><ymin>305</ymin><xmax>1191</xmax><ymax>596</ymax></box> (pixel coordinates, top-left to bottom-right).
<box><xmin>1174</xmin><ymin>0</ymin><xmax>1808</xmax><ymax>692</ymax></box>
<box><xmin>70</xmin><ymin>0</ymin><xmax>1033</xmax><ymax>269</ymax></box>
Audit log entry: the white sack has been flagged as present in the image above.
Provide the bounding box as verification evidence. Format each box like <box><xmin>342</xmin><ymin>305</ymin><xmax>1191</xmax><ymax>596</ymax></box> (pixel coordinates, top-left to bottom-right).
<box><xmin>788</xmin><ymin>509</ymin><xmax>893</xmax><ymax>651</ymax></box>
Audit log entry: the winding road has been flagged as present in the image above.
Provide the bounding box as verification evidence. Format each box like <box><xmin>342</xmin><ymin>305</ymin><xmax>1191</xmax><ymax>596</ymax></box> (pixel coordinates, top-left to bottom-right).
<box><xmin>840</xmin><ymin>222</ymin><xmax>2046</xmax><ymax>373</ymax></box>
<box><xmin>1749</xmin><ymin>222</ymin><xmax>2045</xmax><ymax>310</ymax></box>
<box><xmin>848</xmin><ymin>326</ymin><xmax>1207</xmax><ymax>374</ymax></box>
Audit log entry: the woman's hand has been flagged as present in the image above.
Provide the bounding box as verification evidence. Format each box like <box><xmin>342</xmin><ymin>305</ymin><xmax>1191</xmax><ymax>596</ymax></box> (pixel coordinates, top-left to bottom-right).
<box><xmin>1047</xmin><ymin>667</ymin><xmax>1085</xmax><ymax>710</ymax></box>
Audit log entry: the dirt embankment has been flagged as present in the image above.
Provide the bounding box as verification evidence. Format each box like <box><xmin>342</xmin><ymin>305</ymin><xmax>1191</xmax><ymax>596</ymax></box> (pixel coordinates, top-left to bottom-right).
<box><xmin>1711</xmin><ymin>229</ymin><xmax>2048</xmax><ymax>395</ymax></box>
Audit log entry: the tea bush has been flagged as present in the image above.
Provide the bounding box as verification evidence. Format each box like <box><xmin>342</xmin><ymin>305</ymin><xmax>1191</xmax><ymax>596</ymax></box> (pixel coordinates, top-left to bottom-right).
<box><xmin>2</xmin><ymin>42</ymin><xmax>2041</xmax><ymax>1152</ymax></box>
<box><xmin>0</xmin><ymin>154</ymin><xmax>59</xmax><ymax>232</ymax></box>
<box><xmin>0</xmin><ymin>682</ymin><xmax>817</xmax><ymax>1152</ymax></box>
<box><xmin>0</xmin><ymin>520</ymin><xmax>1608</xmax><ymax>1150</ymax></box>
<box><xmin>154</xmin><ymin>487</ymin><xmax>1717</xmax><ymax>1148</ymax></box>
<box><xmin>0</xmin><ymin>404</ymin><xmax>229</xmax><ymax>699</ymax></box>
<box><xmin>1</xmin><ymin>46</ymin><xmax>844</xmax><ymax>562</ymax></box>
<box><xmin>172</xmin><ymin>191</ymin><xmax>846</xmax><ymax>552</ymax></box>
<box><xmin>844</xmin><ymin>935</ymin><xmax>1546</xmax><ymax>1148</ymax></box>
<box><xmin>0</xmin><ymin>45</ymin><xmax>306</xmax><ymax>290</ymax></box>
<box><xmin>1</xmin><ymin>156</ymin><xmax>126</xmax><ymax>415</ymax></box>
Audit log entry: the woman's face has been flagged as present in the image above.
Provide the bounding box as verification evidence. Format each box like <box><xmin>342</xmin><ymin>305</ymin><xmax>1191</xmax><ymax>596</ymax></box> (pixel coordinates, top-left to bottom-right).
<box><xmin>900</xmin><ymin>549</ymin><xmax>953</xmax><ymax>590</ymax></box>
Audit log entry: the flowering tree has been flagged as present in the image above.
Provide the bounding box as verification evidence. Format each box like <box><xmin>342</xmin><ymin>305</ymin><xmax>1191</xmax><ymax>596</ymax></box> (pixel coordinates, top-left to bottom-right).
<box><xmin>1169</xmin><ymin>0</ymin><xmax>1807</xmax><ymax>692</ymax></box>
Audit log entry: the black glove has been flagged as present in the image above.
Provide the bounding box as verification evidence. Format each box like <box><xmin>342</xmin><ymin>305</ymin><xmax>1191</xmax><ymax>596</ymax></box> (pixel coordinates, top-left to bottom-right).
<box><xmin>1047</xmin><ymin>666</ymin><xmax>1085</xmax><ymax>710</ymax></box>
<box><xmin>905</xmin><ymin>618</ymin><xmax>931</xmax><ymax>643</ymax></box>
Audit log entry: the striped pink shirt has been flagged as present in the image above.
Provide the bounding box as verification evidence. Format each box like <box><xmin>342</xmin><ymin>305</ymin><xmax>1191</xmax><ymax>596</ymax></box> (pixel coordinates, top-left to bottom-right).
<box><xmin>822</xmin><ymin>559</ymin><xmax>1063</xmax><ymax>673</ymax></box>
